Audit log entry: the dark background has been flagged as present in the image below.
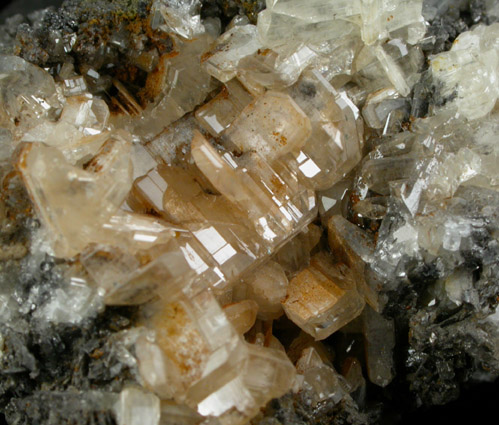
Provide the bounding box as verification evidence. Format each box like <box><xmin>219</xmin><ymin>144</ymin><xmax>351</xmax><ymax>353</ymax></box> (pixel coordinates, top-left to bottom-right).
<box><xmin>0</xmin><ymin>0</ymin><xmax>497</xmax><ymax>424</ymax></box>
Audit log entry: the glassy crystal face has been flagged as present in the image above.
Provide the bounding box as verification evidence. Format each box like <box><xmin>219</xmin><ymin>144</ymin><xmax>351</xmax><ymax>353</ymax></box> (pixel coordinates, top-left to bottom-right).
<box><xmin>222</xmin><ymin>91</ymin><xmax>312</xmax><ymax>161</ymax></box>
<box><xmin>2</xmin><ymin>0</ymin><xmax>499</xmax><ymax>424</ymax></box>
<box><xmin>21</xmin><ymin>94</ymin><xmax>111</xmax><ymax>163</ymax></box>
<box><xmin>0</xmin><ymin>55</ymin><xmax>61</xmax><ymax>137</ymax></box>
<box><xmin>283</xmin><ymin>252</ymin><xmax>365</xmax><ymax>340</ymax></box>
<box><xmin>17</xmin><ymin>132</ymin><xmax>133</xmax><ymax>258</ymax></box>
<box><xmin>287</xmin><ymin>70</ymin><xmax>364</xmax><ymax>189</ymax></box>
<box><xmin>137</xmin><ymin>288</ymin><xmax>295</xmax><ymax>424</ymax></box>
<box><xmin>113</xmin><ymin>34</ymin><xmax>214</xmax><ymax>140</ymax></box>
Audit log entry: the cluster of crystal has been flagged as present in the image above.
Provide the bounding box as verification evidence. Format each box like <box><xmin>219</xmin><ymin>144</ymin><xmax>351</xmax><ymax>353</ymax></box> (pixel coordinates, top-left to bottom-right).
<box><xmin>137</xmin><ymin>289</ymin><xmax>296</xmax><ymax>425</ymax></box>
<box><xmin>430</xmin><ymin>23</ymin><xmax>499</xmax><ymax>120</ymax></box>
<box><xmin>205</xmin><ymin>0</ymin><xmax>427</xmax><ymax>99</ymax></box>
<box><xmin>2</xmin><ymin>0</ymin><xmax>499</xmax><ymax>424</ymax></box>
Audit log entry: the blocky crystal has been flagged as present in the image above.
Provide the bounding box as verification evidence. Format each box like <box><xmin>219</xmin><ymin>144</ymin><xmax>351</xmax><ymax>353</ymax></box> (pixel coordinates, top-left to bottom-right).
<box><xmin>282</xmin><ymin>252</ymin><xmax>365</xmax><ymax>340</ymax></box>
<box><xmin>16</xmin><ymin>133</ymin><xmax>133</xmax><ymax>258</ymax></box>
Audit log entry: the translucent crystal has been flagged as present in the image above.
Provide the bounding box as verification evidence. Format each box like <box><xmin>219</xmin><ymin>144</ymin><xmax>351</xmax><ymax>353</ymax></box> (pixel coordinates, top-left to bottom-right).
<box><xmin>327</xmin><ymin>215</ymin><xmax>382</xmax><ymax>311</ymax></box>
<box><xmin>0</xmin><ymin>55</ymin><xmax>61</xmax><ymax>136</ymax></box>
<box><xmin>273</xmin><ymin>223</ymin><xmax>322</xmax><ymax>276</ymax></box>
<box><xmin>22</xmin><ymin>94</ymin><xmax>110</xmax><ymax>163</ymax></box>
<box><xmin>257</xmin><ymin>1</ymin><xmax>359</xmax><ymax>49</ymax></box>
<box><xmin>80</xmin><ymin>212</ymin><xmax>181</xmax><ymax>305</ymax></box>
<box><xmin>287</xmin><ymin>70</ymin><xmax>364</xmax><ymax>189</ymax></box>
<box><xmin>223</xmin><ymin>300</ymin><xmax>259</xmax><ymax>334</ymax></box>
<box><xmin>33</xmin><ymin>273</ymin><xmax>104</xmax><ymax>324</ymax></box>
<box><xmin>235</xmin><ymin>261</ymin><xmax>289</xmax><ymax>320</ymax></box>
<box><xmin>257</xmin><ymin>0</ymin><xmax>425</xmax><ymax>50</ymax></box>
<box><xmin>342</xmin><ymin>357</ymin><xmax>366</xmax><ymax>404</ymax></box>
<box><xmin>317</xmin><ymin>177</ymin><xmax>353</xmax><ymax>225</ymax></box>
<box><xmin>16</xmin><ymin>133</ymin><xmax>133</xmax><ymax>258</ymax></box>
<box><xmin>150</xmin><ymin>0</ymin><xmax>204</xmax><ymax>39</ymax></box>
<box><xmin>361</xmin><ymin>306</ymin><xmax>395</xmax><ymax>387</ymax></box>
<box><xmin>195</xmin><ymin>80</ymin><xmax>253</xmax><ymax>137</ymax></box>
<box><xmin>362</xmin><ymin>87</ymin><xmax>409</xmax><ymax>130</ymax></box>
<box><xmin>159</xmin><ymin>401</ymin><xmax>212</xmax><ymax>425</ymax></box>
<box><xmin>296</xmin><ymin>347</ymin><xmax>349</xmax><ymax>406</ymax></box>
<box><xmin>113</xmin><ymin>35</ymin><xmax>213</xmax><ymax>140</ymax></box>
<box><xmin>144</xmin><ymin>114</ymin><xmax>201</xmax><ymax>165</ymax></box>
<box><xmin>91</xmin><ymin>127</ymin><xmax>315</xmax><ymax>304</ymax></box>
<box><xmin>282</xmin><ymin>252</ymin><xmax>365</xmax><ymax>340</ymax></box>
<box><xmin>236</xmin><ymin>44</ymin><xmax>318</xmax><ymax>92</ymax></box>
<box><xmin>354</xmin><ymin>40</ymin><xmax>424</xmax><ymax>96</ymax></box>
<box><xmin>0</xmin><ymin>128</ymin><xmax>13</xmax><ymax>163</ymax></box>
<box><xmin>137</xmin><ymin>289</ymin><xmax>296</xmax><ymax>424</ymax></box>
<box><xmin>115</xmin><ymin>387</ymin><xmax>161</xmax><ymax>425</ymax></box>
<box><xmin>430</xmin><ymin>23</ymin><xmax>499</xmax><ymax>120</ymax></box>
<box><xmin>191</xmin><ymin>131</ymin><xmax>316</xmax><ymax>244</ymax></box>
<box><xmin>202</xmin><ymin>25</ymin><xmax>262</xmax><ymax>83</ymax></box>
<box><xmin>222</xmin><ymin>91</ymin><xmax>312</xmax><ymax>161</ymax></box>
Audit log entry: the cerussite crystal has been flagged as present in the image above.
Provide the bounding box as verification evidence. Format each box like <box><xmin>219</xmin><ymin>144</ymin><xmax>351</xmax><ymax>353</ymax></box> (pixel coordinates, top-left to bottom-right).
<box><xmin>1</xmin><ymin>0</ymin><xmax>498</xmax><ymax>424</ymax></box>
<box><xmin>283</xmin><ymin>252</ymin><xmax>365</xmax><ymax>340</ymax></box>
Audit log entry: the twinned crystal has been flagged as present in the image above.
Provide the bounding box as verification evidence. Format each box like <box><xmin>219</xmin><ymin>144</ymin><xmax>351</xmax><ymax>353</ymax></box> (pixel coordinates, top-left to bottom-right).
<box><xmin>1</xmin><ymin>0</ymin><xmax>498</xmax><ymax>424</ymax></box>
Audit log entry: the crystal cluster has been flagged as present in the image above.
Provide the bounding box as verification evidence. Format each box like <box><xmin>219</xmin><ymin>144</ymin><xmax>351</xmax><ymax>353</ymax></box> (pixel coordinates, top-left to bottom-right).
<box><xmin>0</xmin><ymin>1</ymin><xmax>498</xmax><ymax>424</ymax></box>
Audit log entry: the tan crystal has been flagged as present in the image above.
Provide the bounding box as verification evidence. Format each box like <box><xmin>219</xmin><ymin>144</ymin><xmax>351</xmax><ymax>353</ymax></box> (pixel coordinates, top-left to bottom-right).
<box><xmin>274</xmin><ymin>223</ymin><xmax>322</xmax><ymax>276</ymax></box>
<box><xmin>223</xmin><ymin>300</ymin><xmax>259</xmax><ymax>334</ymax></box>
<box><xmin>195</xmin><ymin>80</ymin><xmax>253</xmax><ymax>137</ymax></box>
<box><xmin>236</xmin><ymin>261</ymin><xmax>288</xmax><ymax>321</ymax></box>
<box><xmin>191</xmin><ymin>131</ymin><xmax>317</xmax><ymax>245</ymax></box>
<box><xmin>113</xmin><ymin>35</ymin><xmax>213</xmax><ymax>141</ymax></box>
<box><xmin>17</xmin><ymin>133</ymin><xmax>133</xmax><ymax>258</ymax></box>
<box><xmin>327</xmin><ymin>214</ymin><xmax>381</xmax><ymax>311</ymax></box>
<box><xmin>136</xmin><ymin>288</ymin><xmax>295</xmax><ymax>425</ymax></box>
<box><xmin>282</xmin><ymin>252</ymin><xmax>365</xmax><ymax>340</ymax></box>
<box><xmin>222</xmin><ymin>91</ymin><xmax>312</xmax><ymax>161</ymax></box>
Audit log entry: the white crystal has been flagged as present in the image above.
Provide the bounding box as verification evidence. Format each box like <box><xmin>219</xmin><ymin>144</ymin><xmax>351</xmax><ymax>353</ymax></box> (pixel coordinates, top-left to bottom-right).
<box><xmin>430</xmin><ymin>23</ymin><xmax>499</xmax><ymax>120</ymax></box>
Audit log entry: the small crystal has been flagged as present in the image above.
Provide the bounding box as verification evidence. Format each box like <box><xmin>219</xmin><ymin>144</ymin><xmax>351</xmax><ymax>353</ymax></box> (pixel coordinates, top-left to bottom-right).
<box><xmin>223</xmin><ymin>299</ymin><xmax>259</xmax><ymax>334</ymax></box>
<box><xmin>22</xmin><ymin>94</ymin><xmax>110</xmax><ymax>163</ymax></box>
<box><xmin>114</xmin><ymin>35</ymin><xmax>213</xmax><ymax>140</ymax></box>
<box><xmin>296</xmin><ymin>347</ymin><xmax>349</xmax><ymax>406</ymax></box>
<box><xmin>328</xmin><ymin>215</ymin><xmax>381</xmax><ymax>311</ymax></box>
<box><xmin>236</xmin><ymin>261</ymin><xmax>289</xmax><ymax>320</ymax></box>
<box><xmin>151</xmin><ymin>0</ymin><xmax>204</xmax><ymax>39</ymax></box>
<box><xmin>202</xmin><ymin>25</ymin><xmax>262</xmax><ymax>83</ymax></box>
<box><xmin>274</xmin><ymin>223</ymin><xmax>322</xmax><ymax>276</ymax></box>
<box><xmin>430</xmin><ymin>23</ymin><xmax>499</xmax><ymax>120</ymax></box>
<box><xmin>115</xmin><ymin>387</ymin><xmax>161</xmax><ymax>425</ymax></box>
<box><xmin>361</xmin><ymin>306</ymin><xmax>395</xmax><ymax>387</ymax></box>
<box><xmin>195</xmin><ymin>80</ymin><xmax>253</xmax><ymax>137</ymax></box>
<box><xmin>282</xmin><ymin>252</ymin><xmax>365</xmax><ymax>340</ymax></box>
<box><xmin>288</xmin><ymin>70</ymin><xmax>364</xmax><ymax>189</ymax></box>
<box><xmin>0</xmin><ymin>55</ymin><xmax>61</xmax><ymax>136</ymax></box>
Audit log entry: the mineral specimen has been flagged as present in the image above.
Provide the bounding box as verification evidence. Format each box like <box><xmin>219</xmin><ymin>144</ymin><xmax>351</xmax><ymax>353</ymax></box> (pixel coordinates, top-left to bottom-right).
<box><xmin>0</xmin><ymin>0</ymin><xmax>498</xmax><ymax>425</ymax></box>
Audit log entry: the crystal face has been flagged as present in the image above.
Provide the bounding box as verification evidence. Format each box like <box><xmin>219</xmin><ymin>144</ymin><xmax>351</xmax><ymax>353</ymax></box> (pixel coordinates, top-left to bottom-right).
<box><xmin>1</xmin><ymin>1</ymin><xmax>499</xmax><ymax>425</ymax></box>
